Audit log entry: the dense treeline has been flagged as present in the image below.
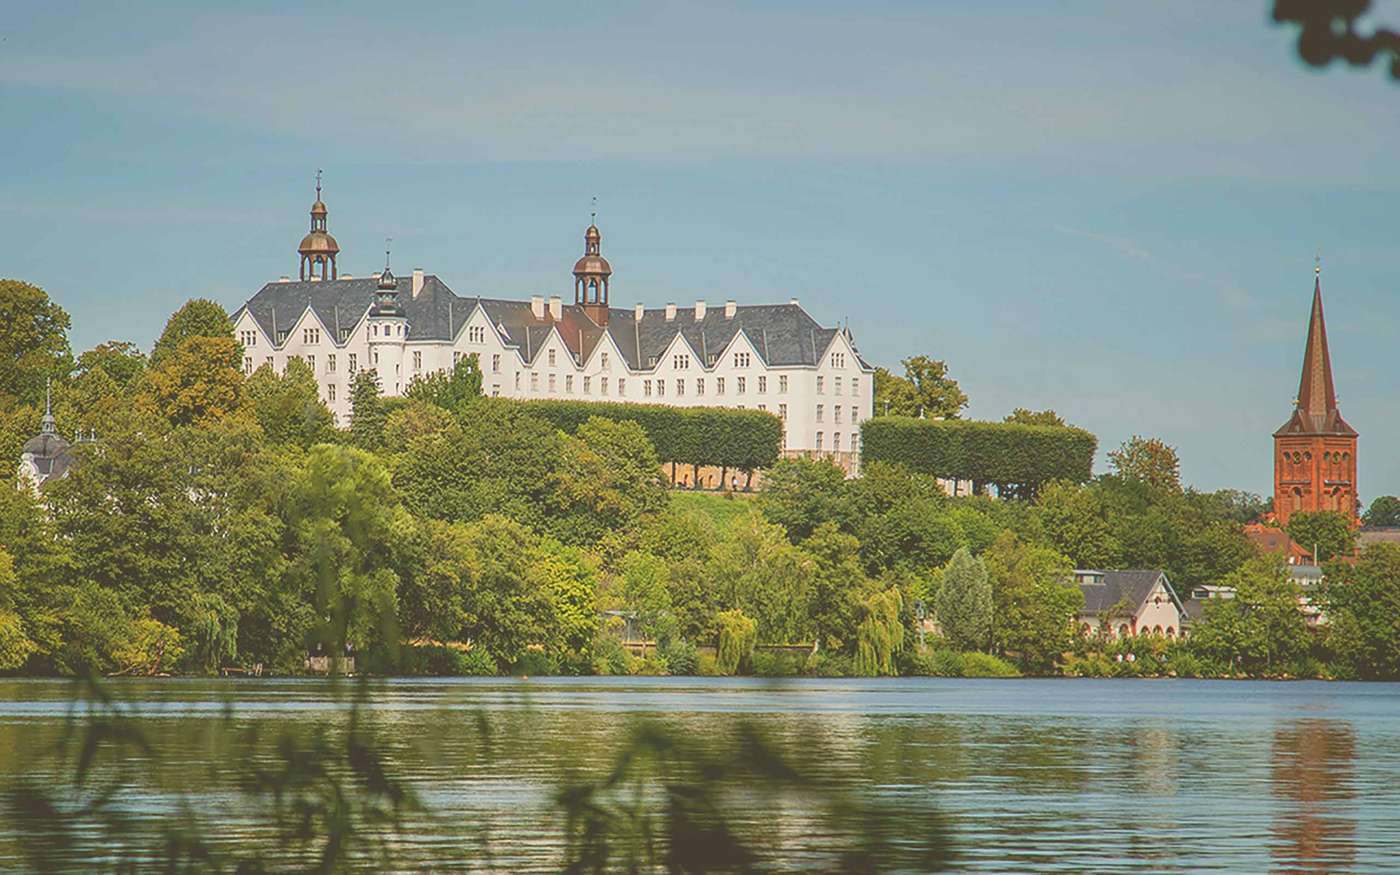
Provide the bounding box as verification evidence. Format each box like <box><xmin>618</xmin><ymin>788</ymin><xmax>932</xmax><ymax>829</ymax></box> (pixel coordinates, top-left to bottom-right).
<box><xmin>861</xmin><ymin>417</ymin><xmax>1097</xmax><ymax>499</ymax></box>
<box><xmin>5</xmin><ymin>284</ymin><xmax>1400</xmax><ymax>679</ymax></box>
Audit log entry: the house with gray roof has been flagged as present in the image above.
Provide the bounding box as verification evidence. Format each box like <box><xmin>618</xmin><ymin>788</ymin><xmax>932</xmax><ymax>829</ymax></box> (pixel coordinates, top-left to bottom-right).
<box><xmin>231</xmin><ymin>187</ymin><xmax>876</xmax><ymax>470</ymax></box>
<box><xmin>1075</xmin><ymin>569</ymin><xmax>1188</xmax><ymax>640</ymax></box>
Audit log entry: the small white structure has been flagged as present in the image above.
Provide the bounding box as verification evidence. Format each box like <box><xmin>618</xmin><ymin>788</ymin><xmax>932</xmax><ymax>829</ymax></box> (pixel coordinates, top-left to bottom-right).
<box><xmin>17</xmin><ymin>383</ymin><xmax>76</xmax><ymax>494</ymax></box>
<box><xmin>1075</xmin><ymin>570</ymin><xmax>1187</xmax><ymax>640</ymax></box>
<box><xmin>232</xmin><ymin>187</ymin><xmax>876</xmax><ymax>471</ymax></box>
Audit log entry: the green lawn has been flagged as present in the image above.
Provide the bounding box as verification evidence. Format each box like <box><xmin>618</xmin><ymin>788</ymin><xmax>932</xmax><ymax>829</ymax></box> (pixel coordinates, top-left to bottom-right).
<box><xmin>669</xmin><ymin>490</ymin><xmax>758</xmax><ymax>526</ymax></box>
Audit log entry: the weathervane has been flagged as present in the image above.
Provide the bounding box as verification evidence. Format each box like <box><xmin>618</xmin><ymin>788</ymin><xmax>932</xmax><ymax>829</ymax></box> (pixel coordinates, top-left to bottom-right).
<box><xmin>315</xmin><ymin>168</ymin><xmax>323</xmax><ymax>199</ymax></box>
<box><xmin>385</xmin><ymin>237</ymin><xmax>393</xmax><ymax>271</ymax></box>
<box><xmin>591</xmin><ymin>195</ymin><xmax>597</xmax><ymax>224</ymax></box>
<box><xmin>1315</xmin><ymin>249</ymin><xmax>1321</xmax><ymax>276</ymax></box>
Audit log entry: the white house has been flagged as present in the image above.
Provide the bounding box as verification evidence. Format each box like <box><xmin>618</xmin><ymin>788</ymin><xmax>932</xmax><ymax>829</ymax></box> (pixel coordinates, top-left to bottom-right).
<box><xmin>1075</xmin><ymin>570</ymin><xmax>1188</xmax><ymax>640</ymax></box>
<box><xmin>231</xmin><ymin>189</ymin><xmax>876</xmax><ymax>471</ymax></box>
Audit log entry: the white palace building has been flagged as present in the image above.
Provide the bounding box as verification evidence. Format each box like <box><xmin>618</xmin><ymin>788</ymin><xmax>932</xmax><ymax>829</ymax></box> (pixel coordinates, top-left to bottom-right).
<box><xmin>232</xmin><ymin>184</ymin><xmax>875</xmax><ymax>471</ymax></box>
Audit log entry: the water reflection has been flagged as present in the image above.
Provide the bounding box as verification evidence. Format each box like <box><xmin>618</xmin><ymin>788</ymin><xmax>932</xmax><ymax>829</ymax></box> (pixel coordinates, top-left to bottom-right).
<box><xmin>1271</xmin><ymin>719</ymin><xmax>1356</xmax><ymax>873</ymax></box>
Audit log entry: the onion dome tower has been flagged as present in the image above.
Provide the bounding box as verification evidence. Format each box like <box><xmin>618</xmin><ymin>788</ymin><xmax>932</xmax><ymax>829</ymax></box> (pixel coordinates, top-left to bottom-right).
<box><xmin>298</xmin><ymin>170</ymin><xmax>340</xmax><ymax>281</ymax></box>
<box><xmin>573</xmin><ymin>214</ymin><xmax>613</xmax><ymax>325</ymax></box>
<box><xmin>367</xmin><ymin>243</ymin><xmax>407</xmax><ymax>392</ymax></box>
<box><xmin>1272</xmin><ymin>261</ymin><xmax>1358</xmax><ymax>524</ymax></box>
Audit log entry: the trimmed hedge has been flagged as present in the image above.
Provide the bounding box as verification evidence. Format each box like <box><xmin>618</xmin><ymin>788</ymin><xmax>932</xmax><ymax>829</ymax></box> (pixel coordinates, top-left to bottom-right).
<box><xmin>860</xmin><ymin>417</ymin><xmax>1096</xmax><ymax>497</ymax></box>
<box><xmin>508</xmin><ymin>398</ymin><xmax>782</xmax><ymax>471</ymax></box>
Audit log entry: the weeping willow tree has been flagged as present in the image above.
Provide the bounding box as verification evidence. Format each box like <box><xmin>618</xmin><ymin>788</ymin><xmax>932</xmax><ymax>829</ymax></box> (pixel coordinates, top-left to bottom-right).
<box><xmin>715</xmin><ymin>610</ymin><xmax>756</xmax><ymax>676</ymax></box>
<box><xmin>190</xmin><ymin>593</ymin><xmax>238</xmax><ymax>675</ymax></box>
<box><xmin>856</xmin><ymin>588</ymin><xmax>905</xmax><ymax>677</ymax></box>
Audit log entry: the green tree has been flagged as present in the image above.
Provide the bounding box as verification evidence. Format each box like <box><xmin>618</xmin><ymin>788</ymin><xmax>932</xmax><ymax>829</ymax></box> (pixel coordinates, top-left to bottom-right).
<box><xmin>1189</xmin><ymin>556</ymin><xmax>1309</xmax><ymax>674</ymax></box>
<box><xmin>75</xmin><ymin>340</ymin><xmax>146</xmax><ymax>388</ymax></box>
<box><xmin>873</xmin><ymin>355</ymin><xmax>967</xmax><ymax>419</ymax></box>
<box><xmin>715</xmin><ymin>609</ymin><xmax>756</xmax><ymax>675</ymax></box>
<box><xmin>0</xmin><ymin>550</ymin><xmax>37</xmax><ymax>670</ymax></box>
<box><xmin>934</xmin><ymin>547</ymin><xmax>992</xmax><ymax>651</ymax></box>
<box><xmin>245</xmin><ymin>359</ymin><xmax>336</xmax><ymax>448</ymax></box>
<box><xmin>855</xmin><ymin>587</ymin><xmax>904</xmax><ymax>676</ymax></box>
<box><xmin>1037</xmin><ymin>480</ymin><xmax>1118</xmax><ymax>569</ymax></box>
<box><xmin>616</xmin><ymin>551</ymin><xmax>676</xmax><ymax>644</ymax></box>
<box><xmin>757</xmin><ymin>457</ymin><xmax>851</xmax><ymax>542</ymax></box>
<box><xmin>1324</xmin><ymin>542</ymin><xmax>1400</xmax><ymax>679</ymax></box>
<box><xmin>801</xmin><ymin>523</ymin><xmax>869</xmax><ymax>652</ymax></box>
<box><xmin>0</xmin><ymin>278</ymin><xmax>73</xmax><ymax>408</ymax></box>
<box><xmin>549</xmin><ymin>417</ymin><xmax>668</xmax><ymax>546</ymax></box>
<box><xmin>404</xmin><ymin>354</ymin><xmax>483</xmax><ymax>411</ymax></box>
<box><xmin>1363</xmin><ymin>496</ymin><xmax>1400</xmax><ymax>528</ymax></box>
<box><xmin>348</xmin><ymin>370</ymin><xmax>387</xmax><ymax>451</ymax></box>
<box><xmin>1108</xmin><ymin>435</ymin><xmax>1182</xmax><ymax>492</ymax></box>
<box><xmin>1286</xmin><ymin>510</ymin><xmax>1357</xmax><ymax>562</ymax></box>
<box><xmin>1004</xmin><ymin>408</ymin><xmax>1066</xmax><ymax>427</ymax></box>
<box><xmin>144</xmin><ymin>335</ymin><xmax>245</xmax><ymax>427</ymax></box>
<box><xmin>983</xmin><ymin>533</ymin><xmax>1080</xmax><ymax>671</ymax></box>
<box><xmin>150</xmin><ymin>298</ymin><xmax>234</xmax><ymax>366</ymax></box>
<box><xmin>708</xmin><ymin>514</ymin><xmax>814</xmax><ymax>644</ymax></box>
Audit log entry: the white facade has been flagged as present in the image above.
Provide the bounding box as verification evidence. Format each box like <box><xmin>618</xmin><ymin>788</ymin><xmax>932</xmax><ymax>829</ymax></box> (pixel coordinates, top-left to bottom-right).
<box><xmin>233</xmin><ymin>286</ymin><xmax>874</xmax><ymax>466</ymax></box>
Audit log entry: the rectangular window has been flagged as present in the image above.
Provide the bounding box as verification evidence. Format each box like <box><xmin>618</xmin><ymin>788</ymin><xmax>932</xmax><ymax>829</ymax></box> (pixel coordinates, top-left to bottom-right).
<box><xmin>327</xmin><ymin>384</ymin><xmax>336</xmax><ymax>403</ymax></box>
<box><xmin>835</xmin><ymin>407</ymin><xmax>843</xmax><ymax>424</ymax></box>
<box><xmin>583</xmin><ymin>376</ymin><xmax>591</xmax><ymax>394</ymax></box>
<box><xmin>515</xmin><ymin>372</ymin><xmax>522</xmax><ymax>390</ymax></box>
<box><xmin>413</xmin><ymin>351</ymin><xmax>422</xmax><ymax>371</ymax></box>
<box><xmin>656</xmin><ymin>379</ymin><xmax>665</xmax><ymax>397</ymax></box>
<box><xmin>779</xmin><ymin>375</ymin><xmax>788</xmax><ymax>393</ymax></box>
<box><xmin>348</xmin><ymin>353</ymin><xmax>357</xmax><ymax>372</ymax></box>
<box><xmin>601</xmin><ymin>352</ymin><xmax>609</xmax><ymax>369</ymax></box>
<box><xmin>530</xmin><ymin>372</ymin><xmax>539</xmax><ymax>391</ymax></box>
<box><xmin>816</xmin><ymin>404</ymin><xmax>824</xmax><ymax>423</ymax></box>
<box><xmin>834</xmin><ymin>433</ymin><xmax>842</xmax><ymax>451</ymax></box>
<box><xmin>737</xmin><ymin>376</ymin><xmax>746</xmax><ymax>394</ymax></box>
<box><xmin>306</xmin><ymin>354</ymin><xmax>315</xmax><ymax>372</ymax></box>
<box><xmin>696</xmin><ymin>378</ymin><xmax>705</xmax><ymax>395</ymax></box>
<box><xmin>758</xmin><ymin>375</ymin><xmax>767</xmax><ymax>393</ymax></box>
<box><xmin>816</xmin><ymin>432</ymin><xmax>823</xmax><ymax>451</ymax></box>
<box><xmin>644</xmin><ymin>379</ymin><xmax>652</xmax><ymax>397</ymax></box>
<box><xmin>303</xmin><ymin>328</ymin><xmax>320</xmax><ymax>344</ymax></box>
<box><xmin>243</xmin><ymin>356</ymin><xmax>253</xmax><ymax>374</ymax></box>
<box><xmin>851</xmin><ymin>378</ymin><xmax>859</xmax><ymax>397</ymax></box>
<box><xmin>734</xmin><ymin>352</ymin><xmax>751</xmax><ymax>368</ymax></box>
<box><xmin>565</xmin><ymin>375</ymin><xmax>574</xmax><ymax>393</ymax></box>
<box><xmin>835</xmin><ymin>376</ymin><xmax>842</xmax><ymax>395</ymax></box>
<box><xmin>491</xmin><ymin>384</ymin><xmax>500</xmax><ymax>397</ymax></box>
<box><xmin>716</xmin><ymin>377</ymin><xmax>726</xmax><ymax>395</ymax></box>
<box><xmin>758</xmin><ymin>403</ymin><xmax>766</xmax><ymax>411</ymax></box>
<box><xmin>327</xmin><ymin>354</ymin><xmax>336</xmax><ymax>373</ymax></box>
<box><xmin>266</xmin><ymin>356</ymin><xmax>274</xmax><ymax>368</ymax></box>
<box><xmin>852</xmin><ymin>433</ymin><xmax>860</xmax><ymax>453</ymax></box>
<box><xmin>851</xmin><ymin>406</ymin><xmax>858</xmax><ymax>423</ymax></box>
<box><xmin>673</xmin><ymin>354</ymin><xmax>690</xmax><ymax>370</ymax></box>
<box><xmin>492</xmin><ymin>354</ymin><xmax>501</xmax><ymax>372</ymax></box>
<box><xmin>548</xmin><ymin>349</ymin><xmax>557</xmax><ymax>366</ymax></box>
<box><xmin>617</xmin><ymin>378</ymin><xmax>626</xmax><ymax>396</ymax></box>
<box><xmin>373</xmin><ymin>352</ymin><xmax>380</xmax><ymax>366</ymax></box>
<box><xmin>549</xmin><ymin>374</ymin><xmax>557</xmax><ymax>393</ymax></box>
<box><xmin>676</xmin><ymin>379</ymin><xmax>684</xmax><ymax>396</ymax></box>
<box><xmin>453</xmin><ymin>351</ymin><xmax>462</xmax><ymax>365</ymax></box>
<box><xmin>779</xmin><ymin>403</ymin><xmax>787</xmax><ymax>421</ymax></box>
<box><xmin>817</xmin><ymin>376</ymin><xmax>825</xmax><ymax>394</ymax></box>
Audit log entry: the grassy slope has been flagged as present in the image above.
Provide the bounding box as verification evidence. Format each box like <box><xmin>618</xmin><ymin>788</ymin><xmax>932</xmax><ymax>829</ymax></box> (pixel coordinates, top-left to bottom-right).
<box><xmin>669</xmin><ymin>490</ymin><xmax>758</xmax><ymax>527</ymax></box>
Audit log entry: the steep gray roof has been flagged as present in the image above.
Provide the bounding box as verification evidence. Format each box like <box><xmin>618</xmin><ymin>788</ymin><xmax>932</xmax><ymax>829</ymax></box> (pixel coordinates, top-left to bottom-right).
<box><xmin>1077</xmin><ymin>570</ymin><xmax>1182</xmax><ymax>617</ymax></box>
<box><xmin>234</xmin><ymin>276</ymin><xmax>867</xmax><ymax>371</ymax></box>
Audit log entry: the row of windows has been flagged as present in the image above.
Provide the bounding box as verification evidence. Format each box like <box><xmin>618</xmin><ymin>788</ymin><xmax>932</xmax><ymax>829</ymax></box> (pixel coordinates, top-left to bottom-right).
<box><xmin>814</xmin><ymin>405</ymin><xmax>862</xmax><ymax>424</ymax></box>
<box><xmin>816</xmin><ymin>375</ymin><xmax>858</xmax><ymax>395</ymax></box>
<box><xmin>813</xmin><ymin>432</ymin><xmax>860</xmax><ymax>452</ymax></box>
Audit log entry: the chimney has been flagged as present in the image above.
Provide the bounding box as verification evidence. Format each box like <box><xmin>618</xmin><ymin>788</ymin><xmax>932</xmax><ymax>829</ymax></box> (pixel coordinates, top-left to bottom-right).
<box><xmin>549</xmin><ymin>295</ymin><xmax>563</xmax><ymax>320</ymax></box>
<box><xmin>412</xmin><ymin>268</ymin><xmax>425</xmax><ymax>298</ymax></box>
<box><xmin>694</xmin><ymin>300</ymin><xmax>707</xmax><ymax>321</ymax></box>
<box><xmin>634</xmin><ymin>302</ymin><xmax>645</xmax><ymax>320</ymax></box>
<box><xmin>531</xmin><ymin>295</ymin><xmax>545</xmax><ymax>319</ymax></box>
<box><xmin>724</xmin><ymin>300</ymin><xmax>737</xmax><ymax>319</ymax></box>
<box><xmin>789</xmin><ymin>297</ymin><xmax>799</xmax><ymax>307</ymax></box>
<box><xmin>665</xmin><ymin>302</ymin><xmax>677</xmax><ymax>321</ymax></box>
<box><xmin>277</xmin><ymin>276</ymin><xmax>291</xmax><ymax>283</ymax></box>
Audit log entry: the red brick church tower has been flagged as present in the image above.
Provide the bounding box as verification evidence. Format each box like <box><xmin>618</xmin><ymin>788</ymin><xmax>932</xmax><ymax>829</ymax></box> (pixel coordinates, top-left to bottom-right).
<box><xmin>1273</xmin><ymin>265</ymin><xmax>1358</xmax><ymax>525</ymax></box>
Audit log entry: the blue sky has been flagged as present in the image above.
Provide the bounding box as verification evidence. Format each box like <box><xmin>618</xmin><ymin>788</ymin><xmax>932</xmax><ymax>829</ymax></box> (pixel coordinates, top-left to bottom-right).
<box><xmin>2</xmin><ymin>1</ymin><xmax>1398</xmax><ymax>498</ymax></box>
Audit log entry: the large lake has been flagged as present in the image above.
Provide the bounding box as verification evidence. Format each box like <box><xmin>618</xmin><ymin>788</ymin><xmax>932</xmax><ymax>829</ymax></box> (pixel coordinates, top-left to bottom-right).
<box><xmin>0</xmin><ymin>676</ymin><xmax>1397</xmax><ymax>872</ymax></box>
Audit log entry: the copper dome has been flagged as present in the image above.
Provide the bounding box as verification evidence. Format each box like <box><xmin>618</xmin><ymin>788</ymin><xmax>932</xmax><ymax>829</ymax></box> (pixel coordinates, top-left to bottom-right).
<box><xmin>311</xmin><ymin>200</ymin><xmax>328</xmax><ymax>216</ymax></box>
<box><xmin>299</xmin><ymin>231</ymin><xmax>340</xmax><ymax>254</ymax></box>
<box><xmin>573</xmin><ymin>253</ymin><xmax>612</xmax><ymax>275</ymax></box>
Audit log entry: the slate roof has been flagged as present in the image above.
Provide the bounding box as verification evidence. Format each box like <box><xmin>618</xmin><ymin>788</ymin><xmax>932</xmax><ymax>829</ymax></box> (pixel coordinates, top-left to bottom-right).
<box><xmin>19</xmin><ymin>432</ymin><xmax>75</xmax><ymax>487</ymax></box>
<box><xmin>1076</xmin><ymin>570</ymin><xmax>1183</xmax><ymax>617</ymax></box>
<box><xmin>234</xmin><ymin>276</ymin><xmax>868</xmax><ymax>371</ymax></box>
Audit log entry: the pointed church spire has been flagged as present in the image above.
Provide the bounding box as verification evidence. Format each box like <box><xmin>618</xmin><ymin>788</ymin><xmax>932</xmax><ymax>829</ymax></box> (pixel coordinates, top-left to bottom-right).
<box><xmin>1296</xmin><ymin>264</ymin><xmax>1338</xmax><ymax>420</ymax></box>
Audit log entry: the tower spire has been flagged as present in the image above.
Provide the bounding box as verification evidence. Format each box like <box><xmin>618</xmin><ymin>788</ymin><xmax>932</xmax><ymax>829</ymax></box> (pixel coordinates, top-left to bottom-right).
<box><xmin>40</xmin><ymin>377</ymin><xmax>56</xmax><ymax>435</ymax></box>
<box><xmin>1296</xmin><ymin>267</ymin><xmax>1338</xmax><ymax>421</ymax></box>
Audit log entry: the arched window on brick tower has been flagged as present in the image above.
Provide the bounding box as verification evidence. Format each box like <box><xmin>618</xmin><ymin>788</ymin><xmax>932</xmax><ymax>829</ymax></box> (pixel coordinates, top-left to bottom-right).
<box><xmin>1272</xmin><ymin>265</ymin><xmax>1357</xmax><ymax>525</ymax></box>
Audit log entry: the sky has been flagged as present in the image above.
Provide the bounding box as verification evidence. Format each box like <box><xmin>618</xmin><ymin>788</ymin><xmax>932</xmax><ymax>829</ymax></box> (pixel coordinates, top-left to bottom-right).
<box><xmin>2</xmin><ymin>1</ymin><xmax>1398</xmax><ymax>498</ymax></box>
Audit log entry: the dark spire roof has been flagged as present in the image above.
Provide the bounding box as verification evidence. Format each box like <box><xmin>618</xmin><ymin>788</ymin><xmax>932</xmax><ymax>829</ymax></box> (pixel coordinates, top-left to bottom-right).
<box><xmin>1275</xmin><ymin>267</ymin><xmax>1356</xmax><ymax>437</ymax></box>
<box><xmin>40</xmin><ymin>377</ymin><xmax>56</xmax><ymax>435</ymax></box>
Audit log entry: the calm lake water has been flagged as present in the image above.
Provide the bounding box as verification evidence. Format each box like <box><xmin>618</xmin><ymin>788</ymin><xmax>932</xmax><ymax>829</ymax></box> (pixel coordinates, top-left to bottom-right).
<box><xmin>0</xmin><ymin>676</ymin><xmax>1397</xmax><ymax>872</ymax></box>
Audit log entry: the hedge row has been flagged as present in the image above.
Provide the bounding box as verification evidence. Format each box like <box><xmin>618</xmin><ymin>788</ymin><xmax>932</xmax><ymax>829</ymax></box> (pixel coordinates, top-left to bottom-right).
<box><xmin>513</xmin><ymin>399</ymin><xmax>782</xmax><ymax>471</ymax></box>
<box><xmin>860</xmin><ymin>417</ymin><xmax>1096</xmax><ymax>495</ymax></box>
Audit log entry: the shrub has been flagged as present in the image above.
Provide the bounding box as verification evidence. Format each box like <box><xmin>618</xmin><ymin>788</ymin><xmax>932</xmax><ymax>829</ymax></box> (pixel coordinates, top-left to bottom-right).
<box><xmin>753</xmin><ymin>650</ymin><xmax>806</xmax><ymax>677</ymax></box>
<box><xmin>716</xmin><ymin>610</ymin><xmax>757</xmax><ymax>676</ymax></box>
<box><xmin>804</xmin><ymin>651</ymin><xmax>854</xmax><ymax>677</ymax></box>
<box><xmin>659</xmin><ymin>638</ymin><xmax>698</xmax><ymax>676</ymax></box>
<box><xmin>459</xmin><ymin>647</ymin><xmax>498</xmax><ymax>677</ymax></box>
<box><xmin>511</xmin><ymin>650</ymin><xmax>557</xmax><ymax>677</ymax></box>
<box><xmin>695</xmin><ymin>651</ymin><xmax>720</xmax><ymax>677</ymax></box>
<box><xmin>958</xmin><ymin>652</ymin><xmax>1020</xmax><ymax>678</ymax></box>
